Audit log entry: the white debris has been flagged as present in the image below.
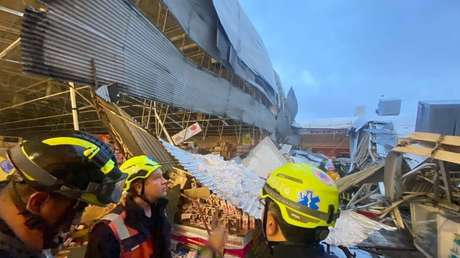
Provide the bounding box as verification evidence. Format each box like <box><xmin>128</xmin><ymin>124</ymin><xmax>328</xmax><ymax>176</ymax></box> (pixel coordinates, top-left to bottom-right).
<box><xmin>325</xmin><ymin>210</ymin><xmax>396</xmax><ymax>246</ymax></box>
<box><xmin>195</xmin><ymin>154</ymin><xmax>265</xmax><ymax>217</ymax></box>
<box><xmin>161</xmin><ymin>140</ymin><xmax>265</xmax><ymax>218</ymax></box>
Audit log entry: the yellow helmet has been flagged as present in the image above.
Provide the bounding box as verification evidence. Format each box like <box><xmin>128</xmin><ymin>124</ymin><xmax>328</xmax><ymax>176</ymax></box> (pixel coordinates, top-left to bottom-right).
<box><xmin>120</xmin><ymin>155</ymin><xmax>162</xmax><ymax>191</ymax></box>
<box><xmin>261</xmin><ymin>163</ymin><xmax>340</xmax><ymax>229</ymax></box>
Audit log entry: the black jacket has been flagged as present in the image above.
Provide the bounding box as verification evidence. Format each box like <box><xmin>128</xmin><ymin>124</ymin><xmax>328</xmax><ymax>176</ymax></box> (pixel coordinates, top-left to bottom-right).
<box><xmin>247</xmin><ymin>225</ymin><xmax>340</xmax><ymax>258</ymax></box>
<box><xmin>271</xmin><ymin>243</ymin><xmax>340</xmax><ymax>258</ymax></box>
<box><xmin>249</xmin><ymin>240</ymin><xmax>340</xmax><ymax>258</ymax></box>
<box><xmin>85</xmin><ymin>196</ymin><xmax>172</xmax><ymax>258</ymax></box>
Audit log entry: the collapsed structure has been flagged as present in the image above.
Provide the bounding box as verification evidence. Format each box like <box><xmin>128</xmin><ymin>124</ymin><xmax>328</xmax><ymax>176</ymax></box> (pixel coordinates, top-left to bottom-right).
<box><xmin>1</xmin><ymin>0</ymin><xmax>459</xmax><ymax>257</ymax></box>
<box><xmin>0</xmin><ymin>1</ymin><xmax>297</xmax><ymax>257</ymax></box>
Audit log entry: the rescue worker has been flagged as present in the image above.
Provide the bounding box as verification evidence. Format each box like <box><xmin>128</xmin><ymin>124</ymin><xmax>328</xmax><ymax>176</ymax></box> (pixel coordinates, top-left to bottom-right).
<box><xmin>86</xmin><ymin>155</ymin><xmax>171</xmax><ymax>258</ymax></box>
<box><xmin>251</xmin><ymin>162</ymin><xmax>341</xmax><ymax>258</ymax></box>
<box><xmin>0</xmin><ymin>132</ymin><xmax>126</xmax><ymax>258</ymax></box>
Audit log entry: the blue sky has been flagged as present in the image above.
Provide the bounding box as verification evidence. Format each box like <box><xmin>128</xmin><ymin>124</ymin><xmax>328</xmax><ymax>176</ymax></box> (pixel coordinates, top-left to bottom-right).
<box><xmin>240</xmin><ymin>0</ymin><xmax>460</xmax><ymax>123</ymax></box>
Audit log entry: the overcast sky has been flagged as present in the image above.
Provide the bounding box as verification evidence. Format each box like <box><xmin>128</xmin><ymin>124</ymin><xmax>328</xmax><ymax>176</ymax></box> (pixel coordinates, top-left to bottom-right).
<box><xmin>240</xmin><ymin>0</ymin><xmax>460</xmax><ymax>123</ymax></box>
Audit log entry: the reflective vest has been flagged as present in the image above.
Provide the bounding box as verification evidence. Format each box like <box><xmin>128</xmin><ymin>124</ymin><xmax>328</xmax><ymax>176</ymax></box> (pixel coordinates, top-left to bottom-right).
<box><xmin>102</xmin><ymin>210</ymin><xmax>154</xmax><ymax>258</ymax></box>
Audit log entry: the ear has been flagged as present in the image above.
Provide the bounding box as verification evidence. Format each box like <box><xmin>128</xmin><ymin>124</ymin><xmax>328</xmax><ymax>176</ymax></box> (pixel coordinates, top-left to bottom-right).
<box><xmin>266</xmin><ymin>212</ymin><xmax>279</xmax><ymax>237</ymax></box>
<box><xmin>133</xmin><ymin>181</ymin><xmax>142</xmax><ymax>195</ymax></box>
<box><xmin>26</xmin><ymin>192</ymin><xmax>50</xmax><ymax>214</ymax></box>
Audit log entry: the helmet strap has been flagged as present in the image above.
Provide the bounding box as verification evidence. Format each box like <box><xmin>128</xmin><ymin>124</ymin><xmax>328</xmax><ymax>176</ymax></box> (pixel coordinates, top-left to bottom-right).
<box><xmin>9</xmin><ymin>180</ymin><xmax>44</xmax><ymax>229</ymax></box>
<box><xmin>130</xmin><ymin>180</ymin><xmax>153</xmax><ymax>206</ymax></box>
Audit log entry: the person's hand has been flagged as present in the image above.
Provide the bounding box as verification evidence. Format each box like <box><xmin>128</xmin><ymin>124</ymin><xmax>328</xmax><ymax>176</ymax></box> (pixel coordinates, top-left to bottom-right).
<box><xmin>207</xmin><ymin>224</ymin><xmax>227</xmax><ymax>257</ymax></box>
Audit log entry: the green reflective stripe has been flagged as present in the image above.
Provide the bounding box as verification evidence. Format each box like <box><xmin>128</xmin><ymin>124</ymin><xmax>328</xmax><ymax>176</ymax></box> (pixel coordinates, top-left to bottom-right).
<box><xmin>42</xmin><ymin>137</ymin><xmax>100</xmax><ymax>159</ymax></box>
<box><xmin>100</xmin><ymin>160</ymin><xmax>115</xmax><ymax>174</ymax></box>
<box><xmin>264</xmin><ymin>184</ymin><xmax>331</xmax><ymax>222</ymax></box>
<box><xmin>83</xmin><ymin>147</ymin><xmax>100</xmax><ymax>159</ymax></box>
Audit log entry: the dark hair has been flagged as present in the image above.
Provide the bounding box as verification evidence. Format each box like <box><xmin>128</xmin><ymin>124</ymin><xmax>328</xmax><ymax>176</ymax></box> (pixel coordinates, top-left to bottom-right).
<box><xmin>267</xmin><ymin>200</ymin><xmax>329</xmax><ymax>244</ymax></box>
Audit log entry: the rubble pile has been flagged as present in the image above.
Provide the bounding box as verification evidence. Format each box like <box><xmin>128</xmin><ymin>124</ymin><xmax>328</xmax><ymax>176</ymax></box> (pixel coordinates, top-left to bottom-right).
<box><xmin>337</xmin><ymin>131</ymin><xmax>460</xmax><ymax>257</ymax></box>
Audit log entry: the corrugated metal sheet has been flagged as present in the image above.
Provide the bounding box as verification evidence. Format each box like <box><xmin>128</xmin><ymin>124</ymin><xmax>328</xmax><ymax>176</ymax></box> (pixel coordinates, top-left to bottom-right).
<box><xmin>21</xmin><ymin>0</ymin><xmax>279</xmax><ymax>134</ymax></box>
<box><xmin>349</xmin><ymin>121</ymin><xmax>397</xmax><ymax>171</ymax></box>
<box><xmin>162</xmin><ymin>0</ymin><xmax>278</xmax><ymax>103</ymax></box>
<box><xmin>160</xmin><ymin>139</ymin><xmax>264</xmax><ymax>218</ymax></box>
<box><xmin>99</xmin><ymin>101</ymin><xmax>178</xmax><ymax>172</ymax></box>
<box><xmin>336</xmin><ymin>163</ymin><xmax>384</xmax><ymax>193</ymax></box>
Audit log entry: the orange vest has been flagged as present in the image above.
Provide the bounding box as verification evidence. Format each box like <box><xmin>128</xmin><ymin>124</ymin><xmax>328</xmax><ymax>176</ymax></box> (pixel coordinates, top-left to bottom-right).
<box><xmin>103</xmin><ymin>211</ymin><xmax>154</xmax><ymax>258</ymax></box>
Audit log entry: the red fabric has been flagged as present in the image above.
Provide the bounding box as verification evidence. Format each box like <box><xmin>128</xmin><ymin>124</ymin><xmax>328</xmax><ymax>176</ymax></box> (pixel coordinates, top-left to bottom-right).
<box><xmin>171</xmin><ymin>234</ymin><xmax>252</xmax><ymax>258</ymax></box>
<box><xmin>356</xmin><ymin>210</ymin><xmax>381</xmax><ymax>219</ymax></box>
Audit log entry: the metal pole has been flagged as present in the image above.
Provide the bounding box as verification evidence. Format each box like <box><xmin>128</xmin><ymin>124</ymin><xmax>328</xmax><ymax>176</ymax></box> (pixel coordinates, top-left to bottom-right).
<box><xmin>0</xmin><ymin>5</ymin><xmax>23</xmax><ymax>16</ymax></box>
<box><xmin>0</xmin><ymin>38</ymin><xmax>20</xmax><ymax>59</ymax></box>
<box><xmin>159</xmin><ymin>104</ymin><xmax>169</xmax><ymax>138</ymax></box>
<box><xmin>0</xmin><ymin>86</ymin><xmax>90</xmax><ymax>112</ymax></box>
<box><xmin>153</xmin><ymin>105</ymin><xmax>174</xmax><ymax>145</ymax></box>
<box><xmin>145</xmin><ymin>100</ymin><xmax>153</xmax><ymax>130</ymax></box>
<box><xmin>69</xmin><ymin>82</ymin><xmax>79</xmax><ymax>131</ymax></box>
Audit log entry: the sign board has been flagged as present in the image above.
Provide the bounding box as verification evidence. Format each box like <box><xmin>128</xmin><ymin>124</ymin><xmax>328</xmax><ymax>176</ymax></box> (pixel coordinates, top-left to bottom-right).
<box><xmin>172</xmin><ymin>122</ymin><xmax>202</xmax><ymax>145</ymax></box>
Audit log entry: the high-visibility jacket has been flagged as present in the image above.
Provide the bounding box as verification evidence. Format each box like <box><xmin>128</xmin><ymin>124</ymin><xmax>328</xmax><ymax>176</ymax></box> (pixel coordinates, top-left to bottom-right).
<box><xmin>102</xmin><ymin>210</ymin><xmax>154</xmax><ymax>258</ymax></box>
<box><xmin>86</xmin><ymin>196</ymin><xmax>171</xmax><ymax>258</ymax></box>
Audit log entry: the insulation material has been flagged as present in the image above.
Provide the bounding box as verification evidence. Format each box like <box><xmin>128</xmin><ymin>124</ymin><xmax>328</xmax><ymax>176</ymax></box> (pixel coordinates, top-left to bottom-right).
<box><xmin>161</xmin><ymin>140</ymin><xmax>264</xmax><ymax>218</ymax></box>
<box><xmin>325</xmin><ymin>210</ymin><xmax>396</xmax><ymax>246</ymax></box>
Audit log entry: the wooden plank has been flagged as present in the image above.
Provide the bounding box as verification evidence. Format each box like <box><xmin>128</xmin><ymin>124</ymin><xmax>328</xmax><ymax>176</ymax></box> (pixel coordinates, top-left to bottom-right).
<box><xmin>393</xmin><ymin>145</ymin><xmax>460</xmax><ymax>165</ymax></box>
<box><xmin>435</xmin><ymin>150</ymin><xmax>460</xmax><ymax>165</ymax></box>
<box><xmin>408</xmin><ymin>132</ymin><xmax>460</xmax><ymax>147</ymax></box>
<box><xmin>441</xmin><ymin>135</ymin><xmax>460</xmax><ymax>147</ymax></box>
<box><xmin>409</xmin><ymin>132</ymin><xmax>441</xmax><ymax>142</ymax></box>
<box><xmin>393</xmin><ymin>145</ymin><xmax>433</xmax><ymax>157</ymax></box>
